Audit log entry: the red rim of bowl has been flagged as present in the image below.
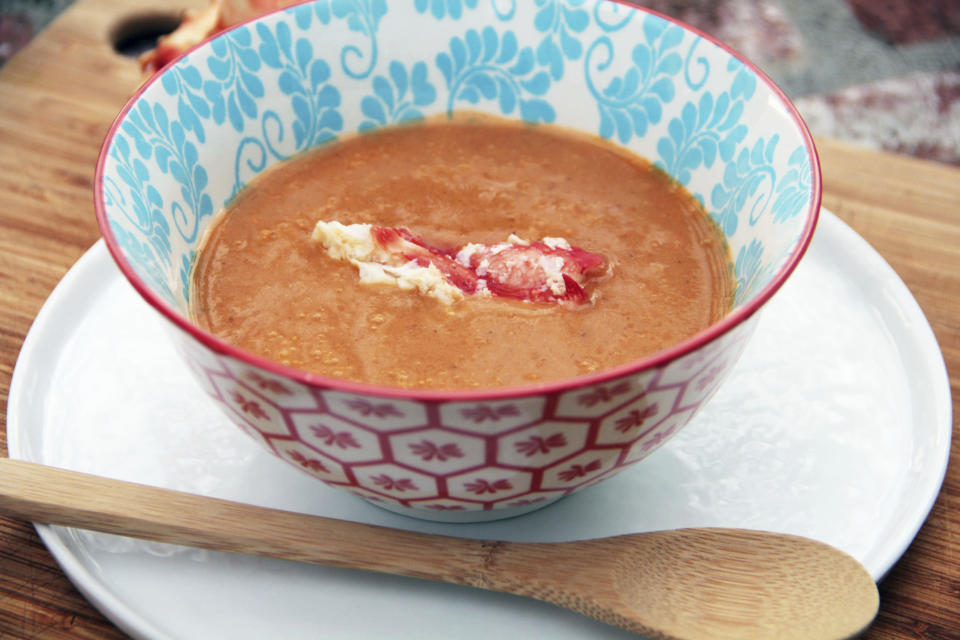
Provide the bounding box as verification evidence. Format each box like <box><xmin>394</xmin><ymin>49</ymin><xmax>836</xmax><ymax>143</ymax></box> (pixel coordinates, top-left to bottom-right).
<box><xmin>94</xmin><ymin>0</ymin><xmax>822</xmax><ymax>403</ymax></box>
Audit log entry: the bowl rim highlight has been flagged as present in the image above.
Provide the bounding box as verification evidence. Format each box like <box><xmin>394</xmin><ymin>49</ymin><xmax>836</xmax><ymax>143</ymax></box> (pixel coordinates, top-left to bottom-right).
<box><xmin>93</xmin><ymin>0</ymin><xmax>822</xmax><ymax>403</ymax></box>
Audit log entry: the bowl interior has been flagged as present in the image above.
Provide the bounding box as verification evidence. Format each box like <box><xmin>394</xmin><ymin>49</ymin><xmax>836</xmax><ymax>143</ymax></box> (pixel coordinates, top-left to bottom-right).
<box><xmin>97</xmin><ymin>0</ymin><xmax>818</xmax><ymax>351</ymax></box>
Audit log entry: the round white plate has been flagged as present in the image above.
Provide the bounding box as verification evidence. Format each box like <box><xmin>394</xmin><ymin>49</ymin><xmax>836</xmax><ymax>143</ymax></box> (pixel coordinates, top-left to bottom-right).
<box><xmin>7</xmin><ymin>209</ymin><xmax>951</xmax><ymax>640</ymax></box>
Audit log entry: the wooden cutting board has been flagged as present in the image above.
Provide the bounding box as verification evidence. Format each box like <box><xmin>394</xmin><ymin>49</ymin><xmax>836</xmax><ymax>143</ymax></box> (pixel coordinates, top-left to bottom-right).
<box><xmin>1</xmin><ymin>0</ymin><xmax>958</xmax><ymax>637</ymax></box>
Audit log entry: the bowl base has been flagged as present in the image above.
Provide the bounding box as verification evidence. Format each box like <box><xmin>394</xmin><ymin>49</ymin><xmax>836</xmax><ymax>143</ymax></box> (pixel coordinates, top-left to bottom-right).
<box><xmin>365</xmin><ymin>497</ymin><xmax>563</xmax><ymax>523</ymax></box>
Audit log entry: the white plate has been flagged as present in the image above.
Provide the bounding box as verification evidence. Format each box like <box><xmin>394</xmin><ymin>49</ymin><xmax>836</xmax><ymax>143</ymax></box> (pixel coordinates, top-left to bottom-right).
<box><xmin>7</xmin><ymin>209</ymin><xmax>951</xmax><ymax>640</ymax></box>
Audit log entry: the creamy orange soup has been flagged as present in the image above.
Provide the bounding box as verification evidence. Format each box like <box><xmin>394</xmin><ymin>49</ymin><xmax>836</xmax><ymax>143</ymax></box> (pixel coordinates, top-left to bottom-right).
<box><xmin>191</xmin><ymin>116</ymin><xmax>733</xmax><ymax>389</ymax></box>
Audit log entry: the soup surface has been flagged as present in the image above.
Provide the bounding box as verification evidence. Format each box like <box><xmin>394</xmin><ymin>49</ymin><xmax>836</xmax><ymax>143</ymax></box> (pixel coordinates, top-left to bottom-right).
<box><xmin>191</xmin><ymin>116</ymin><xmax>733</xmax><ymax>389</ymax></box>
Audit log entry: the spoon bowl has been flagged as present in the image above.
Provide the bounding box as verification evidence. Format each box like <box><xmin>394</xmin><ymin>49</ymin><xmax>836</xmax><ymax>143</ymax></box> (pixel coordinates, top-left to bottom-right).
<box><xmin>0</xmin><ymin>458</ymin><xmax>877</xmax><ymax>640</ymax></box>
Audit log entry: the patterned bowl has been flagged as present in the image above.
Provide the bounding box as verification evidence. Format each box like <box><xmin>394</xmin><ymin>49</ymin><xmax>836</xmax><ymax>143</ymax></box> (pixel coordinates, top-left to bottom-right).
<box><xmin>95</xmin><ymin>0</ymin><xmax>819</xmax><ymax>522</ymax></box>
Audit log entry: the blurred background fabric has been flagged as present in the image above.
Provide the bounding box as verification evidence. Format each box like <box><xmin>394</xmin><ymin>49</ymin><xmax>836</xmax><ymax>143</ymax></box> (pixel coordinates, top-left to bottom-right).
<box><xmin>2</xmin><ymin>0</ymin><xmax>959</xmax><ymax>165</ymax></box>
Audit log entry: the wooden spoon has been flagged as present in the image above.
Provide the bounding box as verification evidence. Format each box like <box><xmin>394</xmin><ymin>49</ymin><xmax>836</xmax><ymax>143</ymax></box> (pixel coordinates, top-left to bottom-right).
<box><xmin>0</xmin><ymin>458</ymin><xmax>877</xmax><ymax>639</ymax></box>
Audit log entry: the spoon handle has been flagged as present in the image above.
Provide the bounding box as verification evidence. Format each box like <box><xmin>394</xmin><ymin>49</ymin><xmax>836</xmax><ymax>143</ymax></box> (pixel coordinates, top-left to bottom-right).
<box><xmin>0</xmin><ymin>459</ymin><xmax>653</xmax><ymax>633</ymax></box>
<box><xmin>0</xmin><ymin>458</ymin><xmax>492</xmax><ymax>581</ymax></box>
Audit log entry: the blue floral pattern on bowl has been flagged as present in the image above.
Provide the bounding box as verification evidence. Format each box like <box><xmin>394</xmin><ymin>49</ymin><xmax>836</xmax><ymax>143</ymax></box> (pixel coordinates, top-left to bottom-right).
<box><xmin>100</xmin><ymin>0</ymin><xmax>816</xmax><ymax>316</ymax></box>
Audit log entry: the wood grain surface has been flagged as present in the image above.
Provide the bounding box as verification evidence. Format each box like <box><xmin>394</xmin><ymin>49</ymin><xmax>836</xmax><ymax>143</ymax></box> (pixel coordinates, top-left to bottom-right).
<box><xmin>1</xmin><ymin>0</ymin><xmax>958</xmax><ymax>638</ymax></box>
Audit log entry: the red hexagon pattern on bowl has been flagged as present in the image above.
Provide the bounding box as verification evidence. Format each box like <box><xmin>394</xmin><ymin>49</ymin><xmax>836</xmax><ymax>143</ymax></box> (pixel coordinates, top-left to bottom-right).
<box><xmin>168</xmin><ymin>317</ymin><xmax>756</xmax><ymax>518</ymax></box>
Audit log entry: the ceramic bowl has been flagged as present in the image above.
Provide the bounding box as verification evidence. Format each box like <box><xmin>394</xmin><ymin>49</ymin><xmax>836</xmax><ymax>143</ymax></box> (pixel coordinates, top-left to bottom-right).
<box><xmin>95</xmin><ymin>0</ymin><xmax>819</xmax><ymax>522</ymax></box>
